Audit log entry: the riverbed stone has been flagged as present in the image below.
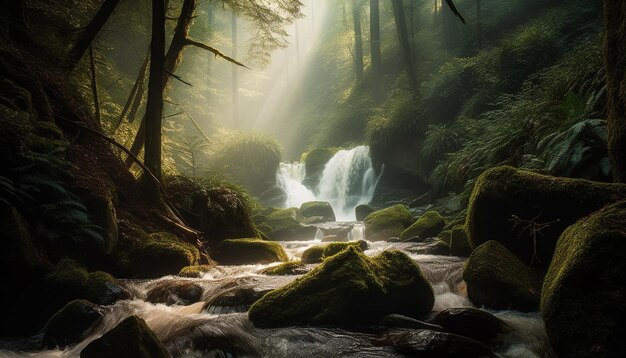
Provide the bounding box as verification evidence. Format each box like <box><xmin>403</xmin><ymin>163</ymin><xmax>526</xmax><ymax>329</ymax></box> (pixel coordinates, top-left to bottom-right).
<box><xmin>264</xmin><ymin>208</ymin><xmax>318</xmax><ymax>241</ymax></box>
<box><xmin>541</xmin><ymin>200</ymin><xmax>626</xmax><ymax>357</ymax></box>
<box><xmin>214</xmin><ymin>238</ymin><xmax>288</xmax><ymax>265</ymax></box>
<box><xmin>364</xmin><ymin>204</ymin><xmax>413</xmax><ymax>241</ymax></box>
<box><xmin>126</xmin><ymin>232</ymin><xmax>201</xmax><ymax>278</ymax></box>
<box><xmin>259</xmin><ymin>261</ymin><xmax>308</xmax><ymax>276</ymax></box>
<box><xmin>433</xmin><ymin>307</ymin><xmax>510</xmax><ymax>345</ymax></box>
<box><xmin>300</xmin><ymin>201</ymin><xmax>336</xmax><ymax>222</ymax></box>
<box><xmin>301</xmin><ymin>241</ymin><xmax>368</xmax><ymax>264</ymax></box>
<box><xmin>377</xmin><ymin>329</ymin><xmax>496</xmax><ymax>358</ymax></box>
<box><xmin>248</xmin><ymin>247</ymin><xmax>434</xmax><ymax>327</ymax></box>
<box><xmin>463</xmin><ymin>241</ymin><xmax>543</xmax><ymax>312</ymax></box>
<box><xmin>355</xmin><ymin>204</ymin><xmax>375</xmax><ymax>221</ymax></box>
<box><xmin>466</xmin><ymin>166</ymin><xmax>626</xmax><ymax>269</ymax></box>
<box><xmin>400</xmin><ymin>211</ymin><xmax>445</xmax><ymax>240</ymax></box>
<box><xmin>43</xmin><ymin>299</ymin><xmax>103</xmax><ymax>349</ymax></box>
<box><xmin>80</xmin><ymin>315</ymin><xmax>170</xmax><ymax>358</ymax></box>
<box><xmin>146</xmin><ymin>280</ymin><xmax>204</xmax><ymax>306</ymax></box>
<box><xmin>178</xmin><ymin>264</ymin><xmax>213</xmax><ymax>278</ymax></box>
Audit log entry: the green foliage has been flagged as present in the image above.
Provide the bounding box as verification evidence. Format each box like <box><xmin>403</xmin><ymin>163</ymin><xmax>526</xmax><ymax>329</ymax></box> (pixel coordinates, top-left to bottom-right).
<box><xmin>422</xmin><ymin>123</ymin><xmax>463</xmax><ymax>164</ymax></box>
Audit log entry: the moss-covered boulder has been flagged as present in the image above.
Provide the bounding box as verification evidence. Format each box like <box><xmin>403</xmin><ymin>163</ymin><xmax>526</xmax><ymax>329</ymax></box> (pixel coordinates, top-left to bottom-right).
<box><xmin>355</xmin><ymin>204</ymin><xmax>375</xmax><ymax>221</ymax></box>
<box><xmin>126</xmin><ymin>232</ymin><xmax>200</xmax><ymax>278</ymax></box>
<box><xmin>400</xmin><ymin>211</ymin><xmax>445</xmax><ymax>240</ymax></box>
<box><xmin>146</xmin><ymin>280</ymin><xmax>203</xmax><ymax>306</ymax></box>
<box><xmin>259</xmin><ymin>261</ymin><xmax>307</xmax><ymax>276</ymax></box>
<box><xmin>300</xmin><ymin>201</ymin><xmax>336</xmax><ymax>222</ymax></box>
<box><xmin>301</xmin><ymin>241</ymin><xmax>368</xmax><ymax>264</ymax></box>
<box><xmin>302</xmin><ymin>148</ymin><xmax>336</xmax><ymax>189</ymax></box>
<box><xmin>80</xmin><ymin>315</ymin><xmax>170</xmax><ymax>358</ymax></box>
<box><xmin>214</xmin><ymin>238</ymin><xmax>288</xmax><ymax>265</ymax></box>
<box><xmin>166</xmin><ymin>176</ymin><xmax>257</xmax><ymax>244</ymax></box>
<box><xmin>363</xmin><ymin>204</ymin><xmax>413</xmax><ymax>241</ymax></box>
<box><xmin>541</xmin><ymin>201</ymin><xmax>626</xmax><ymax>357</ymax></box>
<box><xmin>264</xmin><ymin>208</ymin><xmax>318</xmax><ymax>241</ymax></box>
<box><xmin>463</xmin><ymin>241</ymin><xmax>543</xmax><ymax>312</ymax></box>
<box><xmin>178</xmin><ymin>264</ymin><xmax>213</xmax><ymax>278</ymax></box>
<box><xmin>301</xmin><ymin>245</ymin><xmax>325</xmax><ymax>264</ymax></box>
<box><xmin>466</xmin><ymin>166</ymin><xmax>626</xmax><ymax>269</ymax></box>
<box><xmin>439</xmin><ymin>226</ymin><xmax>472</xmax><ymax>257</ymax></box>
<box><xmin>248</xmin><ymin>247</ymin><xmax>434</xmax><ymax>327</ymax></box>
<box><xmin>43</xmin><ymin>300</ymin><xmax>103</xmax><ymax>349</ymax></box>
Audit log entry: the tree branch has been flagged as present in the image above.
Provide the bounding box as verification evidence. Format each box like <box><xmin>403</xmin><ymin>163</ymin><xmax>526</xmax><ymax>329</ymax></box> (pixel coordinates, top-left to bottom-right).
<box><xmin>183</xmin><ymin>38</ymin><xmax>251</xmax><ymax>69</ymax></box>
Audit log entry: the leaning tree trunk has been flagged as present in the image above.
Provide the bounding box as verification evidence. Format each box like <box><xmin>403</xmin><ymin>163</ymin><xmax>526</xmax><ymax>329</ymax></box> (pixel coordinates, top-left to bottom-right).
<box><xmin>370</xmin><ymin>0</ymin><xmax>382</xmax><ymax>73</ymax></box>
<box><xmin>604</xmin><ymin>0</ymin><xmax>626</xmax><ymax>183</ymax></box>
<box><xmin>352</xmin><ymin>0</ymin><xmax>364</xmax><ymax>81</ymax></box>
<box><xmin>231</xmin><ymin>11</ymin><xmax>239</xmax><ymax>128</ymax></box>
<box><xmin>391</xmin><ymin>0</ymin><xmax>417</xmax><ymax>88</ymax></box>
<box><xmin>144</xmin><ymin>0</ymin><xmax>166</xmax><ymax>196</ymax></box>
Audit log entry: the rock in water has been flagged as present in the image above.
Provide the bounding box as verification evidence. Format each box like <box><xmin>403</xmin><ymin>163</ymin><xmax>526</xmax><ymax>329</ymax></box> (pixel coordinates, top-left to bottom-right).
<box><xmin>43</xmin><ymin>300</ymin><xmax>103</xmax><ymax>349</ymax></box>
<box><xmin>262</xmin><ymin>208</ymin><xmax>318</xmax><ymax>241</ymax></box>
<box><xmin>541</xmin><ymin>200</ymin><xmax>626</xmax><ymax>357</ymax></box>
<box><xmin>248</xmin><ymin>247</ymin><xmax>434</xmax><ymax>327</ymax></box>
<box><xmin>463</xmin><ymin>241</ymin><xmax>543</xmax><ymax>312</ymax></box>
<box><xmin>146</xmin><ymin>280</ymin><xmax>203</xmax><ymax>306</ymax></box>
<box><xmin>125</xmin><ymin>232</ymin><xmax>201</xmax><ymax>278</ymax></box>
<box><xmin>466</xmin><ymin>166</ymin><xmax>626</xmax><ymax>269</ymax></box>
<box><xmin>433</xmin><ymin>307</ymin><xmax>510</xmax><ymax>345</ymax></box>
<box><xmin>80</xmin><ymin>315</ymin><xmax>170</xmax><ymax>358</ymax></box>
<box><xmin>377</xmin><ymin>329</ymin><xmax>496</xmax><ymax>358</ymax></box>
<box><xmin>400</xmin><ymin>211</ymin><xmax>445</xmax><ymax>240</ymax></box>
<box><xmin>364</xmin><ymin>204</ymin><xmax>413</xmax><ymax>241</ymax></box>
<box><xmin>355</xmin><ymin>204</ymin><xmax>375</xmax><ymax>221</ymax></box>
<box><xmin>300</xmin><ymin>201</ymin><xmax>336</xmax><ymax>222</ymax></box>
<box><xmin>214</xmin><ymin>238</ymin><xmax>288</xmax><ymax>265</ymax></box>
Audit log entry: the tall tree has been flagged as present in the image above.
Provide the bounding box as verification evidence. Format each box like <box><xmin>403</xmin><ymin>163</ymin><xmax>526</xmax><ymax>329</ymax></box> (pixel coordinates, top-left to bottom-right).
<box><xmin>604</xmin><ymin>0</ymin><xmax>626</xmax><ymax>182</ymax></box>
<box><xmin>475</xmin><ymin>0</ymin><xmax>482</xmax><ymax>49</ymax></box>
<box><xmin>65</xmin><ymin>0</ymin><xmax>122</xmax><ymax>69</ymax></box>
<box><xmin>352</xmin><ymin>0</ymin><xmax>364</xmax><ymax>81</ymax></box>
<box><xmin>231</xmin><ymin>11</ymin><xmax>239</xmax><ymax>128</ymax></box>
<box><xmin>144</xmin><ymin>0</ymin><xmax>166</xmax><ymax>185</ymax></box>
<box><xmin>370</xmin><ymin>0</ymin><xmax>382</xmax><ymax>74</ymax></box>
<box><xmin>391</xmin><ymin>0</ymin><xmax>417</xmax><ymax>88</ymax></box>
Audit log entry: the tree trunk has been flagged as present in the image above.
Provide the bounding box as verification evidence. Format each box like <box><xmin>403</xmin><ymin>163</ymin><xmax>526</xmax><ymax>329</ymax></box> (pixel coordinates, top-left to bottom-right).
<box><xmin>144</xmin><ymin>0</ymin><xmax>166</xmax><ymax>185</ymax></box>
<box><xmin>352</xmin><ymin>0</ymin><xmax>364</xmax><ymax>81</ymax></box>
<box><xmin>370</xmin><ymin>0</ymin><xmax>382</xmax><ymax>73</ymax></box>
<box><xmin>475</xmin><ymin>0</ymin><xmax>482</xmax><ymax>49</ymax></box>
<box><xmin>391</xmin><ymin>0</ymin><xmax>417</xmax><ymax>88</ymax></box>
<box><xmin>66</xmin><ymin>0</ymin><xmax>121</xmax><ymax>70</ymax></box>
<box><xmin>231</xmin><ymin>11</ymin><xmax>239</xmax><ymax>128</ymax></box>
<box><xmin>604</xmin><ymin>0</ymin><xmax>626</xmax><ymax>182</ymax></box>
<box><xmin>88</xmin><ymin>45</ymin><xmax>101</xmax><ymax>125</ymax></box>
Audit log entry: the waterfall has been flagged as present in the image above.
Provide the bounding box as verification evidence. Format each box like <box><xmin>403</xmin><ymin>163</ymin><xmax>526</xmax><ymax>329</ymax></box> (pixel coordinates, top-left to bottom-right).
<box><xmin>276</xmin><ymin>146</ymin><xmax>379</xmax><ymax>221</ymax></box>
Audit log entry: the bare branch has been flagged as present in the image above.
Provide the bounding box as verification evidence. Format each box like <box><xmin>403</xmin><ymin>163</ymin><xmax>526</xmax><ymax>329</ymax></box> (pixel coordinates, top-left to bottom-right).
<box><xmin>183</xmin><ymin>38</ymin><xmax>251</xmax><ymax>69</ymax></box>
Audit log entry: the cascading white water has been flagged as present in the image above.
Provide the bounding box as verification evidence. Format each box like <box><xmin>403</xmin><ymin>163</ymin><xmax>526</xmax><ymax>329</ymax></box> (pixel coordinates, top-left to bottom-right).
<box><xmin>276</xmin><ymin>146</ymin><xmax>379</xmax><ymax>221</ymax></box>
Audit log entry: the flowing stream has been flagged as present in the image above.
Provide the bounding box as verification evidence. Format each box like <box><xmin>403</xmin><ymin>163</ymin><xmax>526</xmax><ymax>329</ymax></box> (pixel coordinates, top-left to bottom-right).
<box><xmin>0</xmin><ymin>224</ymin><xmax>551</xmax><ymax>357</ymax></box>
<box><xmin>277</xmin><ymin>146</ymin><xmax>379</xmax><ymax>221</ymax></box>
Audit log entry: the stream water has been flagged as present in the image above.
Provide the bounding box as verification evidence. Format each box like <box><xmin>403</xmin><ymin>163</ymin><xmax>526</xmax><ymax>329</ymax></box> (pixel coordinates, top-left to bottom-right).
<box><xmin>0</xmin><ymin>223</ymin><xmax>551</xmax><ymax>358</ymax></box>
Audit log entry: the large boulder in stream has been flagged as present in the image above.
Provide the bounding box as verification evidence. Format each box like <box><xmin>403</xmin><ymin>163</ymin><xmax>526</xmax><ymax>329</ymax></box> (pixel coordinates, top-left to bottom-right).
<box><xmin>300</xmin><ymin>241</ymin><xmax>369</xmax><ymax>264</ymax></box>
<box><xmin>541</xmin><ymin>200</ymin><xmax>626</xmax><ymax>357</ymax></box>
<box><xmin>302</xmin><ymin>148</ymin><xmax>336</xmax><ymax>189</ymax></box>
<box><xmin>146</xmin><ymin>280</ymin><xmax>204</xmax><ymax>306</ymax></box>
<box><xmin>263</xmin><ymin>208</ymin><xmax>318</xmax><ymax>241</ymax></box>
<box><xmin>43</xmin><ymin>300</ymin><xmax>103</xmax><ymax>349</ymax></box>
<box><xmin>80</xmin><ymin>315</ymin><xmax>170</xmax><ymax>358</ymax></box>
<box><xmin>463</xmin><ymin>241</ymin><xmax>543</xmax><ymax>312</ymax></box>
<box><xmin>363</xmin><ymin>204</ymin><xmax>413</xmax><ymax>241</ymax></box>
<box><xmin>466</xmin><ymin>166</ymin><xmax>626</xmax><ymax>269</ymax></box>
<box><xmin>214</xmin><ymin>238</ymin><xmax>288</xmax><ymax>265</ymax></box>
<box><xmin>439</xmin><ymin>226</ymin><xmax>472</xmax><ymax>257</ymax></box>
<box><xmin>125</xmin><ymin>232</ymin><xmax>201</xmax><ymax>278</ymax></box>
<box><xmin>400</xmin><ymin>211</ymin><xmax>445</xmax><ymax>240</ymax></box>
<box><xmin>300</xmin><ymin>201</ymin><xmax>336</xmax><ymax>222</ymax></box>
<box><xmin>355</xmin><ymin>204</ymin><xmax>375</xmax><ymax>221</ymax></box>
<box><xmin>248</xmin><ymin>247</ymin><xmax>434</xmax><ymax>327</ymax></box>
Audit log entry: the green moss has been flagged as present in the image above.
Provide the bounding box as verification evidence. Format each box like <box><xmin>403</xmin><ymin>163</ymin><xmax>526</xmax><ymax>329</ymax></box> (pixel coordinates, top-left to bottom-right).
<box><xmin>299</xmin><ymin>201</ymin><xmax>336</xmax><ymax>222</ymax></box>
<box><xmin>400</xmin><ymin>211</ymin><xmax>445</xmax><ymax>240</ymax></box>
<box><xmin>215</xmin><ymin>238</ymin><xmax>288</xmax><ymax>265</ymax></box>
<box><xmin>262</xmin><ymin>208</ymin><xmax>318</xmax><ymax>241</ymax></box>
<box><xmin>364</xmin><ymin>204</ymin><xmax>413</xmax><ymax>241</ymax></box>
<box><xmin>265</xmin><ymin>208</ymin><xmax>304</xmax><ymax>231</ymax></box>
<box><xmin>43</xmin><ymin>300</ymin><xmax>102</xmax><ymax>348</ymax></box>
<box><xmin>465</xmin><ymin>166</ymin><xmax>626</xmax><ymax>269</ymax></box>
<box><xmin>355</xmin><ymin>204</ymin><xmax>374</xmax><ymax>221</ymax></box>
<box><xmin>541</xmin><ymin>200</ymin><xmax>626</xmax><ymax>357</ymax></box>
<box><xmin>46</xmin><ymin>259</ymin><xmax>90</xmax><ymax>297</ymax></box>
<box><xmin>323</xmin><ymin>241</ymin><xmax>367</xmax><ymax>258</ymax></box>
<box><xmin>463</xmin><ymin>241</ymin><xmax>543</xmax><ymax>312</ymax></box>
<box><xmin>439</xmin><ymin>226</ymin><xmax>472</xmax><ymax>257</ymax></box>
<box><xmin>127</xmin><ymin>232</ymin><xmax>200</xmax><ymax>278</ymax></box>
<box><xmin>178</xmin><ymin>265</ymin><xmax>213</xmax><ymax>278</ymax></box>
<box><xmin>80</xmin><ymin>315</ymin><xmax>170</xmax><ymax>358</ymax></box>
<box><xmin>301</xmin><ymin>245</ymin><xmax>325</xmax><ymax>264</ymax></box>
<box><xmin>260</xmin><ymin>261</ymin><xmax>306</xmax><ymax>276</ymax></box>
<box><xmin>302</xmin><ymin>148</ymin><xmax>336</xmax><ymax>189</ymax></box>
<box><xmin>249</xmin><ymin>247</ymin><xmax>434</xmax><ymax>327</ymax></box>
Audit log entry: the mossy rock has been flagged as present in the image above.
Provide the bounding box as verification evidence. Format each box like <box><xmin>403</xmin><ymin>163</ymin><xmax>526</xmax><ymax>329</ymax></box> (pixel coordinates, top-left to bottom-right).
<box><xmin>127</xmin><ymin>232</ymin><xmax>200</xmax><ymax>278</ymax></box>
<box><xmin>301</xmin><ymin>245</ymin><xmax>325</xmax><ymax>264</ymax></box>
<box><xmin>323</xmin><ymin>241</ymin><xmax>368</xmax><ymax>257</ymax></box>
<box><xmin>146</xmin><ymin>280</ymin><xmax>203</xmax><ymax>306</ymax></box>
<box><xmin>363</xmin><ymin>204</ymin><xmax>413</xmax><ymax>241</ymax></box>
<box><xmin>248</xmin><ymin>247</ymin><xmax>434</xmax><ymax>327</ymax></box>
<box><xmin>264</xmin><ymin>208</ymin><xmax>318</xmax><ymax>241</ymax></box>
<box><xmin>400</xmin><ymin>211</ymin><xmax>445</xmax><ymax>240</ymax></box>
<box><xmin>302</xmin><ymin>148</ymin><xmax>336</xmax><ymax>189</ymax></box>
<box><xmin>43</xmin><ymin>300</ymin><xmax>103</xmax><ymax>349</ymax></box>
<box><xmin>439</xmin><ymin>226</ymin><xmax>472</xmax><ymax>257</ymax></box>
<box><xmin>300</xmin><ymin>201</ymin><xmax>336</xmax><ymax>222</ymax></box>
<box><xmin>80</xmin><ymin>315</ymin><xmax>170</xmax><ymax>358</ymax></box>
<box><xmin>259</xmin><ymin>261</ymin><xmax>307</xmax><ymax>276</ymax></box>
<box><xmin>178</xmin><ymin>264</ymin><xmax>213</xmax><ymax>278</ymax></box>
<box><xmin>541</xmin><ymin>201</ymin><xmax>626</xmax><ymax>357</ymax></box>
<box><xmin>214</xmin><ymin>238</ymin><xmax>288</xmax><ymax>265</ymax></box>
<box><xmin>463</xmin><ymin>241</ymin><xmax>543</xmax><ymax>312</ymax></box>
<box><xmin>355</xmin><ymin>204</ymin><xmax>375</xmax><ymax>221</ymax></box>
<box><xmin>466</xmin><ymin>166</ymin><xmax>626</xmax><ymax>269</ymax></box>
